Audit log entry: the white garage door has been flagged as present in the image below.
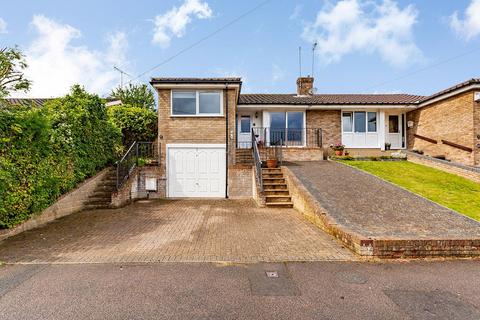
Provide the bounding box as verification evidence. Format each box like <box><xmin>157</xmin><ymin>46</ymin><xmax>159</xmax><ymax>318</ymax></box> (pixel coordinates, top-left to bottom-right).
<box><xmin>167</xmin><ymin>144</ymin><xmax>226</xmax><ymax>198</ymax></box>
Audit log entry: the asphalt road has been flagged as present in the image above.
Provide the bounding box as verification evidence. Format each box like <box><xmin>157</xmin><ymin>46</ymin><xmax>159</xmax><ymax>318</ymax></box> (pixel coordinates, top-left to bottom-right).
<box><xmin>1</xmin><ymin>260</ymin><xmax>480</xmax><ymax>320</ymax></box>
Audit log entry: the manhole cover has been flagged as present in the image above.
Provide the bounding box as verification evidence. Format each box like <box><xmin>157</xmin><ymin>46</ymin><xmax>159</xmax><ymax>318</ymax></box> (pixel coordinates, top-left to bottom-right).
<box><xmin>266</xmin><ymin>271</ymin><xmax>278</xmax><ymax>278</ymax></box>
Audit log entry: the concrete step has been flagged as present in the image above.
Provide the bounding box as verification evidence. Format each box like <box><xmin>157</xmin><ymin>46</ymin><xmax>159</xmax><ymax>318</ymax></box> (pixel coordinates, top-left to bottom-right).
<box><xmin>265</xmin><ymin>202</ymin><xmax>293</xmax><ymax>208</ymax></box>
<box><xmin>263</xmin><ymin>183</ymin><xmax>288</xmax><ymax>189</ymax></box>
<box><xmin>264</xmin><ymin>190</ymin><xmax>290</xmax><ymax>196</ymax></box>
<box><xmin>91</xmin><ymin>191</ymin><xmax>113</xmax><ymax>197</ymax></box>
<box><xmin>265</xmin><ymin>195</ymin><xmax>292</xmax><ymax>203</ymax></box>
<box><xmin>263</xmin><ymin>178</ymin><xmax>286</xmax><ymax>184</ymax></box>
<box><xmin>262</xmin><ymin>168</ymin><xmax>282</xmax><ymax>172</ymax></box>
<box><xmin>87</xmin><ymin>196</ymin><xmax>112</xmax><ymax>202</ymax></box>
<box><xmin>262</xmin><ymin>173</ymin><xmax>284</xmax><ymax>178</ymax></box>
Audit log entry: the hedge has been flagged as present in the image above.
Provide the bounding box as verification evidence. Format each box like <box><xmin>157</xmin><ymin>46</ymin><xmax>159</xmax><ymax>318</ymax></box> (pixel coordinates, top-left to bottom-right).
<box><xmin>0</xmin><ymin>86</ymin><xmax>121</xmax><ymax>228</ymax></box>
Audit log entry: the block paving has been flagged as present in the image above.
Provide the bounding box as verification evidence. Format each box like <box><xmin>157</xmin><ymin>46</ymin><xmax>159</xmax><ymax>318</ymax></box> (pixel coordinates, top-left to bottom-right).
<box><xmin>0</xmin><ymin>199</ymin><xmax>355</xmax><ymax>263</ymax></box>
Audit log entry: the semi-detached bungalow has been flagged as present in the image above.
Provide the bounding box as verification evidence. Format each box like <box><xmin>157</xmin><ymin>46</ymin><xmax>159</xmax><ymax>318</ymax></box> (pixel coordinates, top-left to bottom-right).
<box><xmin>149</xmin><ymin>76</ymin><xmax>480</xmax><ymax>200</ymax></box>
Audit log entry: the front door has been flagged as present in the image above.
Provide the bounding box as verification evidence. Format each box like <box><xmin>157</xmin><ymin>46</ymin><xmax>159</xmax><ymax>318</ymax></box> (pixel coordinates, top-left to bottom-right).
<box><xmin>386</xmin><ymin>114</ymin><xmax>404</xmax><ymax>149</ymax></box>
<box><xmin>237</xmin><ymin>114</ymin><xmax>252</xmax><ymax>148</ymax></box>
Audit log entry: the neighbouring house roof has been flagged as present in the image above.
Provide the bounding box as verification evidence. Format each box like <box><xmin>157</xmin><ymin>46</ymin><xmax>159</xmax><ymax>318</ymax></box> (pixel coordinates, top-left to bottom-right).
<box><xmin>419</xmin><ymin>78</ymin><xmax>480</xmax><ymax>105</ymax></box>
<box><xmin>1</xmin><ymin>98</ymin><xmax>53</xmax><ymax>108</ymax></box>
<box><xmin>238</xmin><ymin>93</ymin><xmax>425</xmax><ymax>105</ymax></box>
<box><xmin>150</xmin><ymin>77</ymin><xmax>242</xmax><ymax>85</ymax></box>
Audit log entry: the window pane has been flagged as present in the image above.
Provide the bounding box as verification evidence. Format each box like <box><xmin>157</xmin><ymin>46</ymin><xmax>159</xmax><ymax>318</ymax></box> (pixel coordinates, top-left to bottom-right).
<box><xmin>389</xmin><ymin>115</ymin><xmax>399</xmax><ymax>133</ymax></box>
<box><xmin>354</xmin><ymin>112</ymin><xmax>366</xmax><ymax>133</ymax></box>
<box><xmin>342</xmin><ymin>112</ymin><xmax>352</xmax><ymax>132</ymax></box>
<box><xmin>172</xmin><ymin>92</ymin><xmax>196</xmax><ymax>115</ymax></box>
<box><xmin>367</xmin><ymin>112</ymin><xmax>377</xmax><ymax>132</ymax></box>
<box><xmin>270</xmin><ymin>112</ymin><xmax>286</xmax><ymax>145</ymax></box>
<box><xmin>287</xmin><ymin>112</ymin><xmax>303</xmax><ymax>142</ymax></box>
<box><xmin>287</xmin><ymin>112</ymin><xmax>303</xmax><ymax>129</ymax></box>
<box><xmin>199</xmin><ymin>92</ymin><xmax>221</xmax><ymax>114</ymax></box>
<box><xmin>240</xmin><ymin>117</ymin><xmax>250</xmax><ymax>133</ymax></box>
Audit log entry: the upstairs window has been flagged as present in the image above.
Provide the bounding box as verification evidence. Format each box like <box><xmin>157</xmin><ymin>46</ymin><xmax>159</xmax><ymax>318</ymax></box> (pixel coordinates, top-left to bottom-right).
<box><xmin>172</xmin><ymin>91</ymin><xmax>222</xmax><ymax>116</ymax></box>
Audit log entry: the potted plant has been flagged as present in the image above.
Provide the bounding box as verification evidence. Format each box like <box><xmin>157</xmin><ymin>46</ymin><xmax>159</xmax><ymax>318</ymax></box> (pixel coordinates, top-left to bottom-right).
<box><xmin>385</xmin><ymin>142</ymin><xmax>391</xmax><ymax>150</ymax></box>
<box><xmin>331</xmin><ymin>143</ymin><xmax>345</xmax><ymax>156</ymax></box>
<box><xmin>266</xmin><ymin>158</ymin><xmax>277</xmax><ymax>168</ymax></box>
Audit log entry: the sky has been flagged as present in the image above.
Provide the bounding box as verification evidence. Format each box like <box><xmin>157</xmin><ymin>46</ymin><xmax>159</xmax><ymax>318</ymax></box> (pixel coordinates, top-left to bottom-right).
<box><xmin>1</xmin><ymin>0</ymin><xmax>480</xmax><ymax>98</ymax></box>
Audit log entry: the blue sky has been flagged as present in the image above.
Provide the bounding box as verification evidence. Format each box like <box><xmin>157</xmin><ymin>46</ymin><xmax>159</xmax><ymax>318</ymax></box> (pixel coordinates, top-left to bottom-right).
<box><xmin>1</xmin><ymin>0</ymin><xmax>480</xmax><ymax>98</ymax></box>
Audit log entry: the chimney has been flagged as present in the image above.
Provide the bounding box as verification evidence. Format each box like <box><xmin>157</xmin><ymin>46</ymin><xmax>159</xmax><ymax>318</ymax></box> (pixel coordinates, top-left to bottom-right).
<box><xmin>296</xmin><ymin>76</ymin><xmax>314</xmax><ymax>96</ymax></box>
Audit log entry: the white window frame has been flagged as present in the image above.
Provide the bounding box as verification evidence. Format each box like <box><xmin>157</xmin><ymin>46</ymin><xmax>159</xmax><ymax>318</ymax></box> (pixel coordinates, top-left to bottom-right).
<box><xmin>342</xmin><ymin>112</ymin><xmax>353</xmax><ymax>133</ymax></box>
<box><xmin>171</xmin><ymin>90</ymin><xmax>224</xmax><ymax>117</ymax></box>
<box><xmin>265</xmin><ymin>110</ymin><xmax>307</xmax><ymax>147</ymax></box>
<box><xmin>341</xmin><ymin>111</ymin><xmax>378</xmax><ymax>133</ymax></box>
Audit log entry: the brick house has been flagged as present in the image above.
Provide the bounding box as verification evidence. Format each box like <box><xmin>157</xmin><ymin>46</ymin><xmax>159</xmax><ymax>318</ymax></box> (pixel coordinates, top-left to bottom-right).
<box><xmin>149</xmin><ymin>76</ymin><xmax>480</xmax><ymax>200</ymax></box>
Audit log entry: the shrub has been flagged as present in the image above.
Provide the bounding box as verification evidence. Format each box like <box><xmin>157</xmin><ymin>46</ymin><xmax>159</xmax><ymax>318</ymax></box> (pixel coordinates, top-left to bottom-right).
<box><xmin>107</xmin><ymin>105</ymin><xmax>157</xmax><ymax>147</ymax></box>
<box><xmin>0</xmin><ymin>86</ymin><xmax>121</xmax><ymax>228</ymax></box>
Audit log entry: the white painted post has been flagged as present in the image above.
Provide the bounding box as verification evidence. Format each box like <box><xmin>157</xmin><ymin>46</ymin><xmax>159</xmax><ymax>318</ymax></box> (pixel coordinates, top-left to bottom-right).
<box><xmin>379</xmin><ymin>110</ymin><xmax>386</xmax><ymax>151</ymax></box>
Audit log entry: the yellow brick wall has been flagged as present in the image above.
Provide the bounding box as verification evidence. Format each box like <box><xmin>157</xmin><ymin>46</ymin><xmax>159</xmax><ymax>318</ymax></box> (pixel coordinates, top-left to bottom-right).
<box><xmin>306</xmin><ymin>110</ymin><xmax>341</xmax><ymax>148</ymax></box>
<box><xmin>406</xmin><ymin>91</ymin><xmax>476</xmax><ymax>166</ymax></box>
<box><xmin>157</xmin><ymin>88</ymin><xmax>238</xmax><ymax>175</ymax></box>
<box><xmin>475</xmin><ymin>99</ymin><xmax>480</xmax><ymax>166</ymax></box>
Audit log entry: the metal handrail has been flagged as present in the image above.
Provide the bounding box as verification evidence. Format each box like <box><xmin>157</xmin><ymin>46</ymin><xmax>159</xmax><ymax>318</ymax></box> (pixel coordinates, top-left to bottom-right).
<box><xmin>252</xmin><ymin>128</ymin><xmax>263</xmax><ymax>192</ymax></box>
<box><xmin>238</xmin><ymin>127</ymin><xmax>323</xmax><ymax>149</ymax></box>
<box><xmin>116</xmin><ymin>141</ymin><xmax>156</xmax><ymax>190</ymax></box>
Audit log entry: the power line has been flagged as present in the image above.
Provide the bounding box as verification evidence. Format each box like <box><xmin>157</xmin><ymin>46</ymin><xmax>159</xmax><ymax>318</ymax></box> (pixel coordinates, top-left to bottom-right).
<box><xmin>128</xmin><ymin>0</ymin><xmax>271</xmax><ymax>84</ymax></box>
<box><xmin>365</xmin><ymin>46</ymin><xmax>480</xmax><ymax>91</ymax></box>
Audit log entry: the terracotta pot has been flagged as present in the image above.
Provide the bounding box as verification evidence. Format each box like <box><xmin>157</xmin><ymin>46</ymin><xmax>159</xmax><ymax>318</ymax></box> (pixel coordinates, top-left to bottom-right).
<box><xmin>266</xmin><ymin>159</ymin><xmax>278</xmax><ymax>168</ymax></box>
<box><xmin>335</xmin><ymin>150</ymin><xmax>344</xmax><ymax>156</ymax></box>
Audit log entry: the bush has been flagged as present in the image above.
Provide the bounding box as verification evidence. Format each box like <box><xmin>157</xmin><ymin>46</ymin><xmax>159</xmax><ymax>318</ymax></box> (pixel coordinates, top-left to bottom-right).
<box><xmin>107</xmin><ymin>105</ymin><xmax>157</xmax><ymax>147</ymax></box>
<box><xmin>0</xmin><ymin>86</ymin><xmax>121</xmax><ymax>228</ymax></box>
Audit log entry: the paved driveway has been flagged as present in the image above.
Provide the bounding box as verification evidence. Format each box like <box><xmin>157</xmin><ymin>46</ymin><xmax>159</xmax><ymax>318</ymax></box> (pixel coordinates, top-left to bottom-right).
<box><xmin>0</xmin><ymin>199</ymin><xmax>354</xmax><ymax>263</ymax></box>
<box><xmin>288</xmin><ymin>161</ymin><xmax>480</xmax><ymax>240</ymax></box>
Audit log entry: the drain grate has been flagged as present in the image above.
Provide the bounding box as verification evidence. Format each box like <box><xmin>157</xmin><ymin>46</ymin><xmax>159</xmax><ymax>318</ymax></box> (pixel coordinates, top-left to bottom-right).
<box><xmin>266</xmin><ymin>271</ymin><xmax>278</xmax><ymax>278</ymax></box>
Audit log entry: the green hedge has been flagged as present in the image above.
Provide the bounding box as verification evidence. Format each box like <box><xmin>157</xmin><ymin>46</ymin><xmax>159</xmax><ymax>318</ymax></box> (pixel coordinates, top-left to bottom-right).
<box><xmin>0</xmin><ymin>86</ymin><xmax>121</xmax><ymax>228</ymax></box>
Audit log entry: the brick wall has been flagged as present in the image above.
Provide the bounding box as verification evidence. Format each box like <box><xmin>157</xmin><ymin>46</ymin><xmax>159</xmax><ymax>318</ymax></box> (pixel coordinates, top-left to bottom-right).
<box><xmin>0</xmin><ymin>168</ymin><xmax>110</xmax><ymax>241</ymax></box>
<box><xmin>157</xmin><ymin>88</ymin><xmax>238</xmax><ymax>176</ymax></box>
<box><xmin>306</xmin><ymin>110</ymin><xmax>341</xmax><ymax>148</ymax></box>
<box><xmin>475</xmin><ymin>99</ymin><xmax>480</xmax><ymax>166</ymax></box>
<box><xmin>406</xmin><ymin>90</ymin><xmax>476</xmax><ymax>166</ymax></box>
<box><xmin>228</xmin><ymin>166</ymin><xmax>253</xmax><ymax>199</ymax></box>
<box><xmin>111</xmin><ymin>166</ymin><xmax>166</xmax><ymax>207</ymax></box>
<box><xmin>281</xmin><ymin>148</ymin><xmax>324</xmax><ymax>161</ymax></box>
<box><xmin>407</xmin><ymin>151</ymin><xmax>480</xmax><ymax>183</ymax></box>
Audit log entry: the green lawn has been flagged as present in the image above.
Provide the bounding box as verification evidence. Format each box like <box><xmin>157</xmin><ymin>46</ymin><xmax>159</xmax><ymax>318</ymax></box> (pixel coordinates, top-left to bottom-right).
<box><xmin>339</xmin><ymin>161</ymin><xmax>480</xmax><ymax>221</ymax></box>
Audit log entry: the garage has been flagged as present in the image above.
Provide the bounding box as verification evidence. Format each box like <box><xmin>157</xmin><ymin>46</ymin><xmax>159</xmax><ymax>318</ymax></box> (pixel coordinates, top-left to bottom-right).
<box><xmin>167</xmin><ymin>144</ymin><xmax>226</xmax><ymax>198</ymax></box>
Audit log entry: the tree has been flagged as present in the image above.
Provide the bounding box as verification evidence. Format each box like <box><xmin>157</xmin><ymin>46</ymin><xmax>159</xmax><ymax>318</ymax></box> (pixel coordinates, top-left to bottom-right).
<box><xmin>0</xmin><ymin>46</ymin><xmax>31</xmax><ymax>98</ymax></box>
<box><xmin>110</xmin><ymin>83</ymin><xmax>155</xmax><ymax>110</ymax></box>
<box><xmin>107</xmin><ymin>105</ymin><xmax>157</xmax><ymax>147</ymax></box>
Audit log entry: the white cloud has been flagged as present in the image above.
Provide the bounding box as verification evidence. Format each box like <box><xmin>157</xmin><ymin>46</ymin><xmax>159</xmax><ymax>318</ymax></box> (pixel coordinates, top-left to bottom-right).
<box><xmin>12</xmin><ymin>15</ymin><xmax>129</xmax><ymax>98</ymax></box>
<box><xmin>0</xmin><ymin>18</ymin><xmax>7</xmax><ymax>33</ymax></box>
<box><xmin>450</xmin><ymin>0</ymin><xmax>480</xmax><ymax>40</ymax></box>
<box><xmin>152</xmin><ymin>0</ymin><xmax>212</xmax><ymax>48</ymax></box>
<box><xmin>289</xmin><ymin>4</ymin><xmax>302</xmax><ymax>20</ymax></box>
<box><xmin>301</xmin><ymin>0</ymin><xmax>422</xmax><ymax>68</ymax></box>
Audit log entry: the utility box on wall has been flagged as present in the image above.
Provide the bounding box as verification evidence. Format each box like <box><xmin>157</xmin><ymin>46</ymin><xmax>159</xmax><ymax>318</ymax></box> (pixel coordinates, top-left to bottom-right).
<box><xmin>145</xmin><ymin>177</ymin><xmax>157</xmax><ymax>191</ymax></box>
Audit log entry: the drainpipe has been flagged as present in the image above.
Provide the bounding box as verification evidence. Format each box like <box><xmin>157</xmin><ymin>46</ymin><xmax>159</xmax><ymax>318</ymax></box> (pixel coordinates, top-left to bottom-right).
<box><xmin>225</xmin><ymin>84</ymin><xmax>229</xmax><ymax>199</ymax></box>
